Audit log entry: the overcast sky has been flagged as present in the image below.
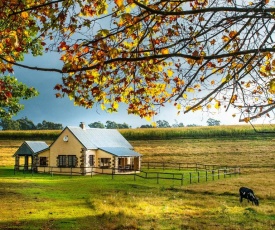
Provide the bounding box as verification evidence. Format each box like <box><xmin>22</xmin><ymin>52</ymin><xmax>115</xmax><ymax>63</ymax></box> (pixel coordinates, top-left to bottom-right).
<box><xmin>11</xmin><ymin>53</ymin><xmax>252</xmax><ymax>128</ymax></box>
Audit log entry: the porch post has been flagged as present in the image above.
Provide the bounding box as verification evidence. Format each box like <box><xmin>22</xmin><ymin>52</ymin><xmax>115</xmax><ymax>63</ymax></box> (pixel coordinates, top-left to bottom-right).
<box><xmin>15</xmin><ymin>155</ymin><xmax>20</xmax><ymax>171</ymax></box>
<box><xmin>24</xmin><ymin>155</ymin><xmax>29</xmax><ymax>170</ymax></box>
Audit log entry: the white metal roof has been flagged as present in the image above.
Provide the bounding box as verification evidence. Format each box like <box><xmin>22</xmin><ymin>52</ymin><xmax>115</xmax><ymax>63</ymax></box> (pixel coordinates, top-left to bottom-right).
<box><xmin>67</xmin><ymin>126</ymin><xmax>134</xmax><ymax>150</ymax></box>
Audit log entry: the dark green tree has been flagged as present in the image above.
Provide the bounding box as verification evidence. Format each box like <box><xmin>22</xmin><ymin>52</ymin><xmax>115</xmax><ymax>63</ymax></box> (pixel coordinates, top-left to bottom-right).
<box><xmin>140</xmin><ymin>124</ymin><xmax>154</xmax><ymax>128</ymax></box>
<box><xmin>156</xmin><ymin>120</ymin><xmax>170</xmax><ymax>128</ymax></box>
<box><xmin>105</xmin><ymin>121</ymin><xmax>118</xmax><ymax>129</ymax></box>
<box><xmin>17</xmin><ymin>117</ymin><xmax>36</xmax><ymax>130</ymax></box>
<box><xmin>117</xmin><ymin>123</ymin><xmax>131</xmax><ymax>129</ymax></box>
<box><xmin>206</xmin><ymin>118</ymin><xmax>221</xmax><ymax>126</ymax></box>
<box><xmin>88</xmin><ymin>121</ymin><xmax>105</xmax><ymax>129</ymax></box>
<box><xmin>0</xmin><ymin>118</ymin><xmax>20</xmax><ymax>130</ymax></box>
<box><xmin>36</xmin><ymin>120</ymin><xmax>63</xmax><ymax>130</ymax></box>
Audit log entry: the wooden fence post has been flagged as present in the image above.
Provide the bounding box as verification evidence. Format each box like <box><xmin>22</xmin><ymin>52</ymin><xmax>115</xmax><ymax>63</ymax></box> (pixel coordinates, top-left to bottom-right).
<box><xmin>197</xmin><ymin>172</ymin><xmax>200</xmax><ymax>183</ymax></box>
<box><xmin>189</xmin><ymin>173</ymin><xmax>192</xmax><ymax>184</ymax></box>
<box><xmin>181</xmin><ymin>174</ymin><xmax>184</xmax><ymax>186</ymax></box>
<box><xmin>212</xmin><ymin>170</ymin><xmax>214</xmax><ymax>181</ymax></box>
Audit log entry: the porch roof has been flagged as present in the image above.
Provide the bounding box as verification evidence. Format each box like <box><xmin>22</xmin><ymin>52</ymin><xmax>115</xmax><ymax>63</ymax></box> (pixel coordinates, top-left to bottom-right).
<box><xmin>13</xmin><ymin>141</ymin><xmax>49</xmax><ymax>156</ymax></box>
<box><xmin>99</xmin><ymin>147</ymin><xmax>141</xmax><ymax>157</ymax></box>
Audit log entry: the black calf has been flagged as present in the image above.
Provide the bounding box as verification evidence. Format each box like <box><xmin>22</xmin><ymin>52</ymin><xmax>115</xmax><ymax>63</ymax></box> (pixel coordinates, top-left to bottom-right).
<box><xmin>239</xmin><ymin>187</ymin><xmax>259</xmax><ymax>206</ymax></box>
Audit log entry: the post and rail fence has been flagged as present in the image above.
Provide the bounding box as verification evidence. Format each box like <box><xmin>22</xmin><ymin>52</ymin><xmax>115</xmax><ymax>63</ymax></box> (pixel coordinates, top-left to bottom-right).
<box><xmin>14</xmin><ymin>163</ymin><xmax>240</xmax><ymax>185</ymax></box>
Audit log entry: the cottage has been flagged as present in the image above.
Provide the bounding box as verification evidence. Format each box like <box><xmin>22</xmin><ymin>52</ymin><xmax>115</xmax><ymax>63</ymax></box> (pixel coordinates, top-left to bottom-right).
<box><xmin>14</xmin><ymin>123</ymin><xmax>142</xmax><ymax>175</ymax></box>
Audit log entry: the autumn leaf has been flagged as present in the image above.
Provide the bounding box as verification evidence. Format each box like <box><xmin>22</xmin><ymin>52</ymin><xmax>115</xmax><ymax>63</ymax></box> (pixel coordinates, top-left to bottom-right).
<box><xmin>229</xmin><ymin>30</ymin><xmax>237</xmax><ymax>38</ymax></box>
<box><xmin>21</xmin><ymin>12</ymin><xmax>29</xmax><ymax>19</ymax></box>
<box><xmin>210</xmin><ymin>39</ymin><xmax>216</xmax><ymax>45</ymax></box>
<box><xmin>269</xmin><ymin>79</ymin><xmax>275</xmax><ymax>94</ymax></box>
<box><xmin>167</xmin><ymin>69</ymin><xmax>174</xmax><ymax>77</ymax></box>
<box><xmin>215</xmin><ymin>101</ymin><xmax>221</xmax><ymax>109</ymax></box>
<box><xmin>243</xmin><ymin>117</ymin><xmax>250</xmax><ymax>123</ymax></box>
<box><xmin>115</xmin><ymin>0</ymin><xmax>124</xmax><ymax>7</ymax></box>
<box><xmin>222</xmin><ymin>35</ymin><xmax>230</xmax><ymax>42</ymax></box>
<box><xmin>230</xmin><ymin>94</ymin><xmax>237</xmax><ymax>103</ymax></box>
<box><xmin>161</xmin><ymin>48</ymin><xmax>169</xmax><ymax>54</ymax></box>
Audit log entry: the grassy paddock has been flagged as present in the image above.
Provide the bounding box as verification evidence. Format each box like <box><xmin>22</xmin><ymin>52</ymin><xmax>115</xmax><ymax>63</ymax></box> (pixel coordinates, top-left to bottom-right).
<box><xmin>1</xmin><ymin>129</ymin><xmax>275</xmax><ymax>229</ymax></box>
<box><xmin>0</xmin><ymin>167</ymin><xmax>274</xmax><ymax>230</ymax></box>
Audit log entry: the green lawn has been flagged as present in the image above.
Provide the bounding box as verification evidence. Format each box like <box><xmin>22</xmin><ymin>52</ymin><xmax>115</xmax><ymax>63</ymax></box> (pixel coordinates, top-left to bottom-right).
<box><xmin>1</xmin><ymin>166</ymin><xmax>274</xmax><ymax>230</ymax></box>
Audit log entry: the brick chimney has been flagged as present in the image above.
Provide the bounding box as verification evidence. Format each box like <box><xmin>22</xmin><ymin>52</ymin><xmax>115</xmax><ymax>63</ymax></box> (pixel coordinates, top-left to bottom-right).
<box><xmin>79</xmin><ymin>122</ymin><xmax>86</xmax><ymax>130</ymax></box>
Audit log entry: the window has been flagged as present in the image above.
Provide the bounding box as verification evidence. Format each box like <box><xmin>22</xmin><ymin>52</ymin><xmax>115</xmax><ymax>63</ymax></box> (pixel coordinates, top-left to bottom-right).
<box><xmin>39</xmin><ymin>157</ymin><xmax>47</xmax><ymax>166</ymax></box>
<box><xmin>68</xmin><ymin>155</ymin><xmax>77</xmax><ymax>167</ymax></box>
<box><xmin>89</xmin><ymin>155</ymin><xmax>94</xmax><ymax>166</ymax></box>
<box><xmin>100</xmin><ymin>158</ymin><xmax>111</xmax><ymax>168</ymax></box>
<box><xmin>58</xmin><ymin>155</ymin><xmax>67</xmax><ymax>167</ymax></box>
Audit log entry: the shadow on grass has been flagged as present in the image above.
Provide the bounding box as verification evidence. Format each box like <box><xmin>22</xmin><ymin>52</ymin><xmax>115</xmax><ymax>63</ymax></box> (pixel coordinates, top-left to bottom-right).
<box><xmin>0</xmin><ymin>212</ymin><xmax>141</xmax><ymax>230</ymax></box>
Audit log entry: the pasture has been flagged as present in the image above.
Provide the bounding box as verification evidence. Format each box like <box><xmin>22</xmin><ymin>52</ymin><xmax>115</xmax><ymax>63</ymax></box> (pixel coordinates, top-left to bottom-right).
<box><xmin>0</xmin><ymin>127</ymin><xmax>275</xmax><ymax>229</ymax></box>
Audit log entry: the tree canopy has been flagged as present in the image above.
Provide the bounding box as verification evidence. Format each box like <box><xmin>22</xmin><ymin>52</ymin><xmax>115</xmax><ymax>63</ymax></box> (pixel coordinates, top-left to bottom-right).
<box><xmin>2</xmin><ymin>0</ymin><xmax>275</xmax><ymax>123</ymax></box>
<box><xmin>206</xmin><ymin>118</ymin><xmax>220</xmax><ymax>126</ymax></box>
<box><xmin>0</xmin><ymin>117</ymin><xmax>63</xmax><ymax>130</ymax></box>
<box><xmin>0</xmin><ymin>76</ymin><xmax>38</xmax><ymax>119</ymax></box>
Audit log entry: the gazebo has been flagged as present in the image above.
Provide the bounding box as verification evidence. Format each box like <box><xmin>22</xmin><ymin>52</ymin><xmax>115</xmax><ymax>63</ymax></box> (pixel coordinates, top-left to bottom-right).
<box><xmin>13</xmin><ymin>141</ymin><xmax>49</xmax><ymax>171</ymax></box>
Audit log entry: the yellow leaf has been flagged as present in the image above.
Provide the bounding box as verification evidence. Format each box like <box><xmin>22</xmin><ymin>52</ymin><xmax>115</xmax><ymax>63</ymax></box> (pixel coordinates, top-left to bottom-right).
<box><xmin>269</xmin><ymin>79</ymin><xmax>275</xmax><ymax>92</ymax></box>
<box><xmin>167</xmin><ymin>69</ymin><xmax>174</xmax><ymax>77</ymax></box>
<box><xmin>113</xmin><ymin>101</ymin><xmax>119</xmax><ymax>109</ymax></box>
<box><xmin>151</xmin><ymin>122</ymin><xmax>157</xmax><ymax>127</ymax></box>
<box><xmin>207</xmin><ymin>104</ymin><xmax>211</xmax><ymax>109</ymax></box>
<box><xmin>176</xmin><ymin>104</ymin><xmax>181</xmax><ymax>110</ymax></box>
<box><xmin>215</xmin><ymin>101</ymin><xmax>220</xmax><ymax>109</ymax></box>
<box><xmin>187</xmin><ymin>88</ymin><xmax>194</xmax><ymax>93</ymax></box>
<box><xmin>182</xmin><ymin>94</ymin><xmax>187</xmax><ymax>99</ymax></box>
<box><xmin>243</xmin><ymin>117</ymin><xmax>250</xmax><ymax>123</ymax></box>
<box><xmin>161</xmin><ymin>48</ymin><xmax>169</xmax><ymax>55</ymax></box>
<box><xmin>110</xmin><ymin>48</ymin><xmax>119</xmax><ymax>58</ymax></box>
<box><xmin>222</xmin><ymin>35</ymin><xmax>230</xmax><ymax>42</ymax></box>
<box><xmin>21</xmin><ymin>12</ymin><xmax>29</xmax><ymax>19</ymax></box>
<box><xmin>145</xmin><ymin>116</ymin><xmax>151</xmax><ymax>121</ymax></box>
<box><xmin>158</xmin><ymin>65</ymin><xmax>163</xmax><ymax>72</ymax></box>
<box><xmin>211</xmin><ymin>80</ymin><xmax>215</xmax><ymax>85</ymax></box>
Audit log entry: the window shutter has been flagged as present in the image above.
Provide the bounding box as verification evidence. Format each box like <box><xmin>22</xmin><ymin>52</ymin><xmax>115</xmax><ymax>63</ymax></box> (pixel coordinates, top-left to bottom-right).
<box><xmin>74</xmin><ymin>156</ymin><xmax>78</xmax><ymax>167</ymax></box>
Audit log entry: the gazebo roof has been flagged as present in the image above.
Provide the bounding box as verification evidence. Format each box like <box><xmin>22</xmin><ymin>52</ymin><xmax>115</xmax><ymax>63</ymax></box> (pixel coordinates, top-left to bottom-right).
<box><xmin>13</xmin><ymin>141</ymin><xmax>49</xmax><ymax>156</ymax></box>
